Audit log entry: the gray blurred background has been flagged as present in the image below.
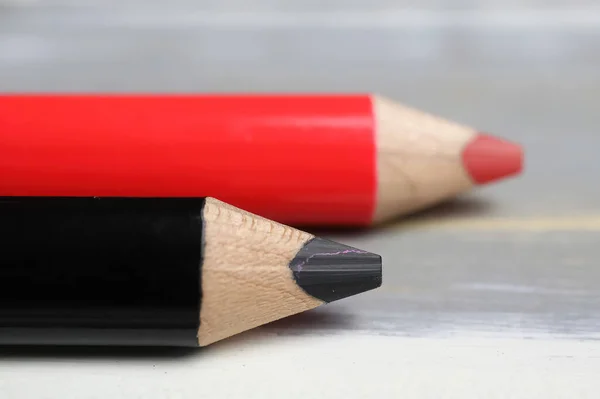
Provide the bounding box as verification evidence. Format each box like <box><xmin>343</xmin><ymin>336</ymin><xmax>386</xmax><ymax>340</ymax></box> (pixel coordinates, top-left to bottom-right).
<box><xmin>1</xmin><ymin>1</ymin><xmax>600</xmax><ymax>397</ymax></box>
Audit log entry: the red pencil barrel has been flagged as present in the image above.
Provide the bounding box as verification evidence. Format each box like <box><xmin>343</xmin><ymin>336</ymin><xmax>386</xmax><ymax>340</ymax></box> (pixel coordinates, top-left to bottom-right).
<box><xmin>0</xmin><ymin>95</ymin><xmax>376</xmax><ymax>225</ymax></box>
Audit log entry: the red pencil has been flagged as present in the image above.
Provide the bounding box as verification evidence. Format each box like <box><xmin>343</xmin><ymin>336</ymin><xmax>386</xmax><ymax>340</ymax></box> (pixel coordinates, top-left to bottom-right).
<box><xmin>0</xmin><ymin>94</ymin><xmax>522</xmax><ymax>226</ymax></box>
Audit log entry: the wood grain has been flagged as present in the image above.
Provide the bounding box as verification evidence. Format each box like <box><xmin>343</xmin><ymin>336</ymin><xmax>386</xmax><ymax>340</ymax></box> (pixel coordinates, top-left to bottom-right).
<box><xmin>373</xmin><ymin>95</ymin><xmax>475</xmax><ymax>222</ymax></box>
<box><xmin>197</xmin><ymin>198</ymin><xmax>323</xmax><ymax>346</ymax></box>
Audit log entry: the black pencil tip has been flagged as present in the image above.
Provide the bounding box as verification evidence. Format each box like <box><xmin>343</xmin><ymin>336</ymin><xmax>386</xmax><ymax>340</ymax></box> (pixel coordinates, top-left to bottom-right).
<box><xmin>289</xmin><ymin>237</ymin><xmax>382</xmax><ymax>303</ymax></box>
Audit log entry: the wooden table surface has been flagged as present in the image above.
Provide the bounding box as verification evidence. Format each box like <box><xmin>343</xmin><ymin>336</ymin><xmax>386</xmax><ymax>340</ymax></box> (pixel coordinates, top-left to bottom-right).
<box><xmin>0</xmin><ymin>2</ymin><xmax>599</xmax><ymax>397</ymax></box>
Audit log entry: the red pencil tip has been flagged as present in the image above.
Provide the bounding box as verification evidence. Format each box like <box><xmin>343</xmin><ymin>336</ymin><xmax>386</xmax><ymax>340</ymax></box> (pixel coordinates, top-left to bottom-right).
<box><xmin>462</xmin><ymin>133</ymin><xmax>523</xmax><ymax>185</ymax></box>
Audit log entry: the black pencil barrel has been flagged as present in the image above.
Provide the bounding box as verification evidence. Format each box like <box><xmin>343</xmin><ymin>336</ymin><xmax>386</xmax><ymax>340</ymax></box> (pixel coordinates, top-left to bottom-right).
<box><xmin>0</xmin><ymin>197</ymin><xmax>204</xmax><ymax>347</ymax></box>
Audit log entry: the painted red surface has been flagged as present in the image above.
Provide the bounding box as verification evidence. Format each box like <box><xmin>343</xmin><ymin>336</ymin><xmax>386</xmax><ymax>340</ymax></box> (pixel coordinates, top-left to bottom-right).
<box><xmin>0</xmin><ymin>95</ymin><xmax>377</xmax><ymax>226</ymax></box>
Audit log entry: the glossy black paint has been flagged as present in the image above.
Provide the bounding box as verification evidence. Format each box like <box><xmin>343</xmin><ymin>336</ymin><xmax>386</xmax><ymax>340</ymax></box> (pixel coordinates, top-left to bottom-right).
<box><xmin>289</xmin><ymin>237</ymin><xmax>382</xmax><ymax>303</ymax></box>
<box><xmin>0</xmin><ymin>197</ymin><xmax>204</xmax><ymax>346</ymax></box>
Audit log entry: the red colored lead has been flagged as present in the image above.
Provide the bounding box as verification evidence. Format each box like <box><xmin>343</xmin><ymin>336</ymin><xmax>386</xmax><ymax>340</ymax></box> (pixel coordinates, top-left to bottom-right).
<box><xmin>462</xmin><ymin>133</ymin><xmax>523</xmax><ymax>185</ymax></box>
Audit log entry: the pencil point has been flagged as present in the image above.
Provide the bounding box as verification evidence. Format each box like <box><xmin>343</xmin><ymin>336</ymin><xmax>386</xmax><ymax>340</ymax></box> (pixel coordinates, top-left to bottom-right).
<box><xmin>462</xmin><ymin>133</ymin><xmax>523</xmax><ymax>185</ymax></box>
<box><xmin>289</xmin><ymin>238</ymin><xmax>382</xmax><ymax>303</ymax></box>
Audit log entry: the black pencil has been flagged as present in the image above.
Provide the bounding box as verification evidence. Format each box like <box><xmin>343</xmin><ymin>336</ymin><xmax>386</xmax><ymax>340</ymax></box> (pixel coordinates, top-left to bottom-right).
<box><xmin>0</xmin><ymin>196</ymin><xmax>382</xmax><ymax>347</ymax></box>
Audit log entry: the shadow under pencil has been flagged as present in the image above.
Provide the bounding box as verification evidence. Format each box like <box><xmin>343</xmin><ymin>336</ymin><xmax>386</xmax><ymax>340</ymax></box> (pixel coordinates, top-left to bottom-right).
<box><xmin>0</xmin><ymin>344</ymin><xmax>197</xmax><ymax>361</ymax></box>
<box><xmin>259</xmin><ymin>307</ymin><xmax>355</xmax><ymax>333</ymax></box>
<box><xmin>391</xmin><ymin>195</ymin><xmax>494</xmax><ymax>225</ymax></box>
<box><xmin>304</xmin><ymin>195</ymin><xmax>494</xmax><ymax>237</ymax></box>
<box><xmin>0</xmin><ymin>309</ymin><xmax>350</xmax><ymax>360</ymax></box>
